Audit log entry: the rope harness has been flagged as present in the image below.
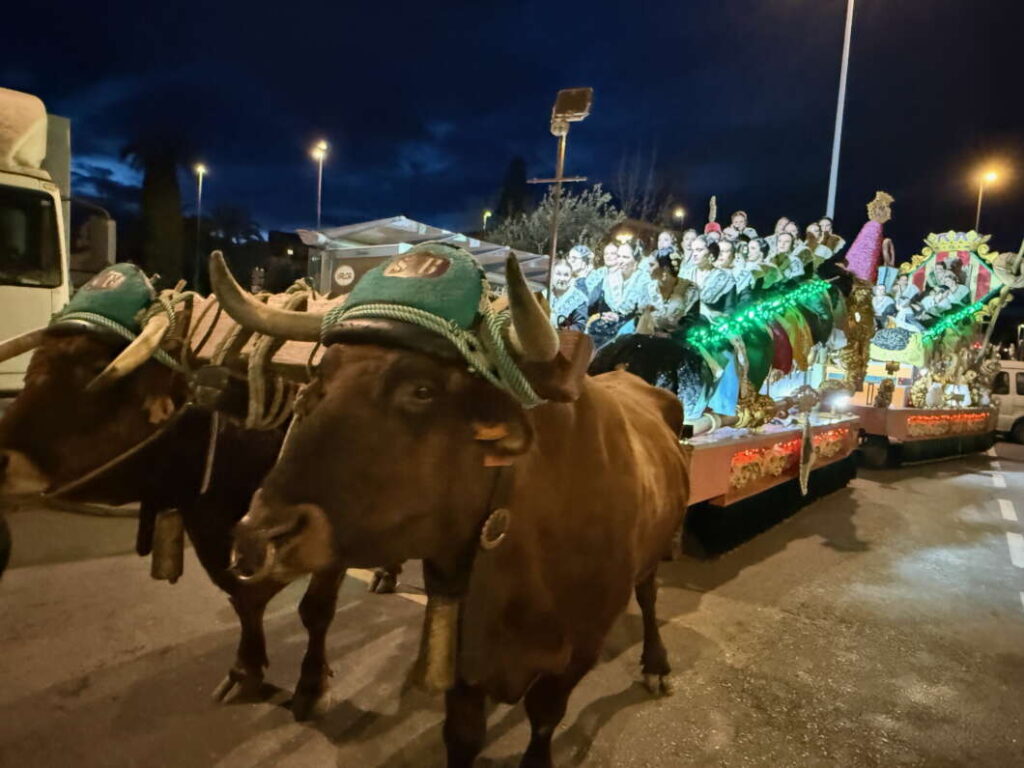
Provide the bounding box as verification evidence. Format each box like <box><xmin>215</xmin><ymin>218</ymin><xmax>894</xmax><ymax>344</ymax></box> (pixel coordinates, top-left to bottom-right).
<box><xmin>321</xmin><ymin>301</ymin><xmax>544</xmax><ymax>408</ymax></box>
<box><xmin>41</xmin><ymin>283</ymin><xmax>313</xmax><ymax>502</ymax></box>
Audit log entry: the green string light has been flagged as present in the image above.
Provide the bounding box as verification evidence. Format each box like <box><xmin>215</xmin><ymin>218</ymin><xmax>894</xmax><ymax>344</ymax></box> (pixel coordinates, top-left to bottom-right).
<box><xmin>686</xmin><ymin>278</ymin><xmax>831</xmax><ymax>349</ymax></box>
<box><xmin>922</xmin><ymin>298</ymin><xmax>988</xmax><ymax>341</ymax></box>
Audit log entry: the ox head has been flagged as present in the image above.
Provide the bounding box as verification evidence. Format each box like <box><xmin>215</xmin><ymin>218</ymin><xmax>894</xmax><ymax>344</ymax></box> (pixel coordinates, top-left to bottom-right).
<box><xmin>210</xmin><ymin>248</ymin><xmax>591</xmax><ymax>582</ymax></box>
<box><xmin>0</xmin><ymin>308</ymin><xmax>184</xmax><ymax>504</ymax></box>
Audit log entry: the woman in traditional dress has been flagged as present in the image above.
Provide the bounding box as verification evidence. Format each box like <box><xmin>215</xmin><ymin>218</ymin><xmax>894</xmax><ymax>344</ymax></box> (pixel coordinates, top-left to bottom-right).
<box><xmin>743</xmin><ymin>237</ymin><xmax>782</xmax><ymax>294</ymax></box>
<box><xmin>818</xmin><ymin>217</ymin><xmax>846</xmax><ymax>256</ymax></box>
<box><xmin>766</xmin><ymin>216</ymin><xmax>790</xmax><ymax>252</ymax></box>
<box><xmin>730</xmin><ymin>210</ymin><xmax>758</xmax><ymax>240</ymax></box>
<box><xmin>697</xmin><ymin>241</ymin><xmax>736</xmax><ymax>317</ymax></box>
<box><xmin>733</xmin><ymin>240</ymin><xmax>754</xmax><ymax>302</ymax></box>
<box><xmin>774</xmin><ymin>232</ymin><xmax>806</xmax><ymax>281</ymax></box>
<box><xmin>566</xmin><ymin>244</ymin><xmax>594</xmax><ymax>289</ymax></box>
<box><xmin>893</xmin><ymin>296</ymin><xmax>925</xmax><ymax>332</ymax></box>
<box><xmin>646</xmin><ymin>256</ymin><xmax>699</xmax><ymax>333</ymax></box>
<box><xmin>804</xmin><ymin>221</ymin><xmax>833</xmax><ymax>270</ymax></box>
<box><xmin>586</xmin><ymin>243</ymin><xmax>649</xmax><ymax>346</ymax></box>
<box><xmin>548</xmin><ymin>259</ymin><xmax>588</xmax><ymax>331</ymax></box>
<box><xmin>872</xmin><ymin>284</ymin><xmax>896</xmax><ymax>329</ymax></box>
<box><xmin>681</xmin><ymin>228</ymin><xmax>697</xmax><ymax>263</ymax></box>
<box><xmin>650</xmin><ymin>230</ymin><xmax>681</xmax><ymax>274</ymax></box>
<box><xmin>892</xmin><ymin>272</ymin><xmax>919</xmax><ymax>303</ymax></box>
<box><xmin>679</xmin><ymin>234</ymin><xmax>709</xmax><ymax>282</ymax></box>
<box><xmin>582</xmin><ymin>243</ymin><xmax>618</xmax><ymax>308</ymax></box>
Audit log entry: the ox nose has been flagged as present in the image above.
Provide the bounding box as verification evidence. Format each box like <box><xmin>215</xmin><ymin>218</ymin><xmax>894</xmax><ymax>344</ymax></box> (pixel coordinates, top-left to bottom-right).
<box><xmin>229</xmin><ymin>531</ymin><xmax>277</xmax><ymax>582</ymax></box>
<box><xmin>229</xmin><ymin>493</ymin><xmax>335</xmax><ymax>581</ymax></box>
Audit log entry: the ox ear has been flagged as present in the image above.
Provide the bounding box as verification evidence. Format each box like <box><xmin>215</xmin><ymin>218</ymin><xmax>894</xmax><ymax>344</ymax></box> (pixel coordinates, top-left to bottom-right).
<box><xmin>517</xmin><ymin>330</ymin><xmax>593</xmax><ymax>403</ymax></box>
<box><xmin>472</xmin><ymin>413</ymin><xmax>534</xmax><ymax>467</ymax></box>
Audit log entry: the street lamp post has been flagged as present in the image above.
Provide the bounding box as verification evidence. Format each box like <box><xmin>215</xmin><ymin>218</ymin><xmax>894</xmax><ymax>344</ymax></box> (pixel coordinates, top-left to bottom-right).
<box><xmin>527</xmin><ymin>87</ymin><xmax>594</xmax><ymax>294</ymax></box>
<box><xmin>311</xmin><ymin>140</ymin><xmax>328</xmax><ymax>230</ymax></box>
<box><xmin>193</xmin><ymin>163</ymin><xmax>207</xmax><ymax>291</ymax></box>
<box><xmin>673</xmin><ymin>206</ymin><xmax>686</xmax><ymax>224</ymax></box>
<box><xmin>975</xmin><ymin>170</ymin><xmax>998</xmax><ymax>231</ymax></box>
<box><xmin>483</xmin><ymin>209</ymin><xmax>492</xmax><ymax>232</ymax></box>
<box><xmin>826</xmin><ymin>0</ymin><xmax>856</xmax><ymax>219</ymax></box>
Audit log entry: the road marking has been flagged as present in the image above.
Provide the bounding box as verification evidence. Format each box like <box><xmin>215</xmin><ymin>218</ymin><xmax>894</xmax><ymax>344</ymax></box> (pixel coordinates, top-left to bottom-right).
<box><xmin>993</xmin><ymin>474</ymin><xmax>1007</xmax><ymax>488</ymax></box>
<box><xmin>999</xmin><ymin>499</ymin><xmax>1018</xmax><ymax>522</ymax></box>
<box><xmin>1007</xmin><ymin>533</ymin><xmax>1024</xmax><ymax>569</ymax></box>
<box><xmin>992</xmin><ymin>460</ymin><xmax>1002</xmax><ymax>470</ymax></box>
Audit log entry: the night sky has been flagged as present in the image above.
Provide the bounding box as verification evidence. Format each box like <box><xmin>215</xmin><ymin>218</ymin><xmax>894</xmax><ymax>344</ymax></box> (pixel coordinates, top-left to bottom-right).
<box><xmin>3</xmin><ymin>0</ymin><xmax>1021</xmax><ymax>261</ymax></box>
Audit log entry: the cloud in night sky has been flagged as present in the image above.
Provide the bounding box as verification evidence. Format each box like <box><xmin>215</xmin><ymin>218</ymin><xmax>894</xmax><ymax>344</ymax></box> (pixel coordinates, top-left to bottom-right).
<box><xmin>1</xmin><ymin>0</ymin><xmax>1020</xmax><ymax>253</ymax></box>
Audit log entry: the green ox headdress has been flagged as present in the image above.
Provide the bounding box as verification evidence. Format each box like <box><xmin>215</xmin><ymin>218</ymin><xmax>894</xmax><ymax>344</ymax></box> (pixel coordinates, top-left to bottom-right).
<box><xmin>0</xmin><ymin>263</ymin><xmax>183</xmax><ymax>389</ymax></box>
<box><xmin>208</xmin><ymin>244</ymin><xmax>559</xmax><ymax>407</ymax></box>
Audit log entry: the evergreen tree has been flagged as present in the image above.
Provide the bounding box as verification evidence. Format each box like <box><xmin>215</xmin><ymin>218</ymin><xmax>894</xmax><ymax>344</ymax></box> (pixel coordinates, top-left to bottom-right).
<box><xmin>488</xmin><ymin>184</ymin><xmax>624</xmax><ymax>256</ymax></box>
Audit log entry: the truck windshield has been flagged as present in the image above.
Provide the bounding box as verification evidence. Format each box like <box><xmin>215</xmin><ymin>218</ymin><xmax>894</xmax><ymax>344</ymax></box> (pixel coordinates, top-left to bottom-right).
<box><xmin>0</xmin><ymin>185</ymin><xmax>61</xmax><ymax>288</ymax></box>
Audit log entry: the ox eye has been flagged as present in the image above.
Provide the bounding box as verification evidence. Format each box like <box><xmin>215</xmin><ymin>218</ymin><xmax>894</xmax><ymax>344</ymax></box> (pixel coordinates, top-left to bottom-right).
<box><xmin>413</xmin><ymin>385</ymin><xmax>435</xmax><ymax>401</ymax></box>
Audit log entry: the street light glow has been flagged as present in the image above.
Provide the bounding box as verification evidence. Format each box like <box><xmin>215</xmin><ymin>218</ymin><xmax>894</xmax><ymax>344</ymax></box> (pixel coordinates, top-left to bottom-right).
<box><xmin>984</xmin><ymin>170</ymin><xmax>998</xmax><ymax>183</ymax></box>
<box><xmin>673</xmin><ymin>206</ymin><xmax>685</xmax><ymax>220</ymax></box>
<box><xmin>194</xmin><ymin>163</ymin><xmax>207</xmax><ymax>176</ymax></box>
<box><xmin>311</xmin><ymin>140</ymin><xmax>328</xmax><ymax>161</ymax></box>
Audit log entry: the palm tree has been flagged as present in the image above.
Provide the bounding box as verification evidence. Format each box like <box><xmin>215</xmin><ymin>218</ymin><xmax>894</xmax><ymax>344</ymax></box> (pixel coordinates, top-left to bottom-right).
<box><xmin>121</xmin><ymin>135</ymin><xmax>188</xmax><ymax>285</ymax></box>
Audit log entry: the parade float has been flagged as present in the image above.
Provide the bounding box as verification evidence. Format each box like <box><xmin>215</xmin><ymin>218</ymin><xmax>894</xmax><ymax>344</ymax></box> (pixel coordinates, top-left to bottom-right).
<box><xmin>576</xmin><ymin>198</ymin><xmax>889</xmax><ymax>541</ymax></box>
<box><xmin>841</xmin><ymin>230</ymin><xmax>1015</xmax><ymax>466</ymax></box>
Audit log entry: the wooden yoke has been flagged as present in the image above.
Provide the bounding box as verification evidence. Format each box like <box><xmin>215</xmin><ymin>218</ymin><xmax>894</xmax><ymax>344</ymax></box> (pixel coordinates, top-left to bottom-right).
<box><xmin>189</xmin><ymin>293</ymin><xmax>346</xmax><ymax>381</ymax></box>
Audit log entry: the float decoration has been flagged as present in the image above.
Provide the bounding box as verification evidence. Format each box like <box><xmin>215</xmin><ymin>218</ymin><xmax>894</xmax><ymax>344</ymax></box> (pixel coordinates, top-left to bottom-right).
<box><xmin>850</xmin><ymin>229</ymin><xmax>1004</xmax><ymax>465</ymax></box>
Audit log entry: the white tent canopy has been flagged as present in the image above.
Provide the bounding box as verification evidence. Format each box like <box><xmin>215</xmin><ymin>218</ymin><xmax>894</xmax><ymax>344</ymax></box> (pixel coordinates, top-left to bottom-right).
<box><xmin>299</xmin><ymin>215</ymin><xmax>549</xmax><ymax>283</ymax></box>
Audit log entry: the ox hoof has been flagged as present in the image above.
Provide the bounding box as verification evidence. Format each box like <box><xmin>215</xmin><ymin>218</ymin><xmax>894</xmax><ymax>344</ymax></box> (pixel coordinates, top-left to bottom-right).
<box><xmin>368</xmin><ymin>569</ymin><xmax>398</xmax><ymax>594</ymax></box>
<box><xmin>643</xmin><ymin>674</ymin><xmax>673</xmax><ymax>697</ymax></box>
<box><xmin>212</xmin><ymin>668</ymin><xmax>264</xmax><ymax>703</ymax></box>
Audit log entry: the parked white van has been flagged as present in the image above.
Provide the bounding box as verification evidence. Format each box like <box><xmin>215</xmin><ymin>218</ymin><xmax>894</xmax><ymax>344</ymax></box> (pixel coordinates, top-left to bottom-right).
<box><xmin>994</xmin><ymin>360</ymin><xmax>1024</xmax><ymax>442</ymax></box>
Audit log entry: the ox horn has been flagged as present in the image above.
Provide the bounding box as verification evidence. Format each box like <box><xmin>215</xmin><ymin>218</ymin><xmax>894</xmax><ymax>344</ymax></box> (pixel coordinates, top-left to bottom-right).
<box><xmin>87</xmin><ymin>312</ymin><xmax>171</xmax><ymax>390</ymax></box>
<box><xmin>209</xmin><ymin>251</ymin><xmax>322</xmax><ymax>342</ymax></box>
<box><xmin>505</xmin><ymin>254</ymin><xmax>559</xmax><ymax>363</ymax></box>
<box><xmin>0</xmin><ymin>328</ymin><xmax>46</xmax><ymax>364</ymax></box>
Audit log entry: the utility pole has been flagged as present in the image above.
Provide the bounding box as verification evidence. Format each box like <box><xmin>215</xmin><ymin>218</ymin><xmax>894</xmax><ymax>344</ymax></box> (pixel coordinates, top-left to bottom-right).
<box><xmin>826</xmin><ymin>0</ymin><xmax>855</xmax><ymax>219</ymax></box>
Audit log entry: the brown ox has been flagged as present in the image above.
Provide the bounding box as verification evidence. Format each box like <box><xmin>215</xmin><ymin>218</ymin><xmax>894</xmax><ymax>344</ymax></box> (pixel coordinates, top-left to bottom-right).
<box><xmin>212</xmin><ymin>250</ymin><xmax>690</xmax><ymax>767</ymax></box>
<box><xmin>0</xmin><ymin>307</ymin><xmax>344</xmax><ymax>719</ymax></box>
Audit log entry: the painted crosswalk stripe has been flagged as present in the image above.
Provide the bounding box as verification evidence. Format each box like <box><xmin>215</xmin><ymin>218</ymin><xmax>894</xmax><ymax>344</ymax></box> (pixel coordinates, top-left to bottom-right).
<box><xmin>1008</xmin><ymin>532</ymin><xmax>1024</xmax><ymax>569</ymax></box>
<box><xmin>999</xmin><ymin>499</ymin><xmax>1018</xmax><ymax>522</ymax></box>
<box><xmin>993</xmin><ymin>474</ymin><xmax>1007</xmax><ymax>488</ymax></box>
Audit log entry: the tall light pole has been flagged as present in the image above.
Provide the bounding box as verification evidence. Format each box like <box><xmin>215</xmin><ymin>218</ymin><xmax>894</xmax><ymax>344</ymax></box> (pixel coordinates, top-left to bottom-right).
<box><xmin>482</xmin><ymin>209</ymin><xmax>493</xmax><ymax>232</ymax></box>
<box><xmin>975</xmin><ymin>170</ymin><xmax>998</xmax><ymax>231</ymax></box>
<box><xmin>193</xmin><ymin>163</ymin><xmax>207</xmax><ymax>290</ymax></box>
<box><xmin>311</xmin><ymin>140</ymin><xmax>328</xmax><ymax>230</ymax></box>
<box><xmin>826</xmin><ymin>0</ymin><xmax>856</xmax><ymax>219</ymax></box>
<box><xmin>527</xmin><ymin>87</ymin><xmax>594</xmax><ymax>294</ymax></box>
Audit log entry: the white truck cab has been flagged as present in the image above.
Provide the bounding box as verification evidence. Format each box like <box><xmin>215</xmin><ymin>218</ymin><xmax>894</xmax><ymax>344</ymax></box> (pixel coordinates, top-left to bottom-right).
<box><xmin>0</xmin><ymin>87</ymin><xmax>71</xmax><ymax>393</ymax></box>
<box><xmin>994</xmin><ymin>360</ymin><xmax>1024</xmax><ymax>442</ymax></box>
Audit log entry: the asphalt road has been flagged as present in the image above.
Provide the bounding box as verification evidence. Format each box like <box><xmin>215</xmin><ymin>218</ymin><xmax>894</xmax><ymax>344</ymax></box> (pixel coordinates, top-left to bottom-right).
<box><xmin>2</xmin><ymin>446</ymin><xmax>1024</xmax><ymax>767</ymax></box>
